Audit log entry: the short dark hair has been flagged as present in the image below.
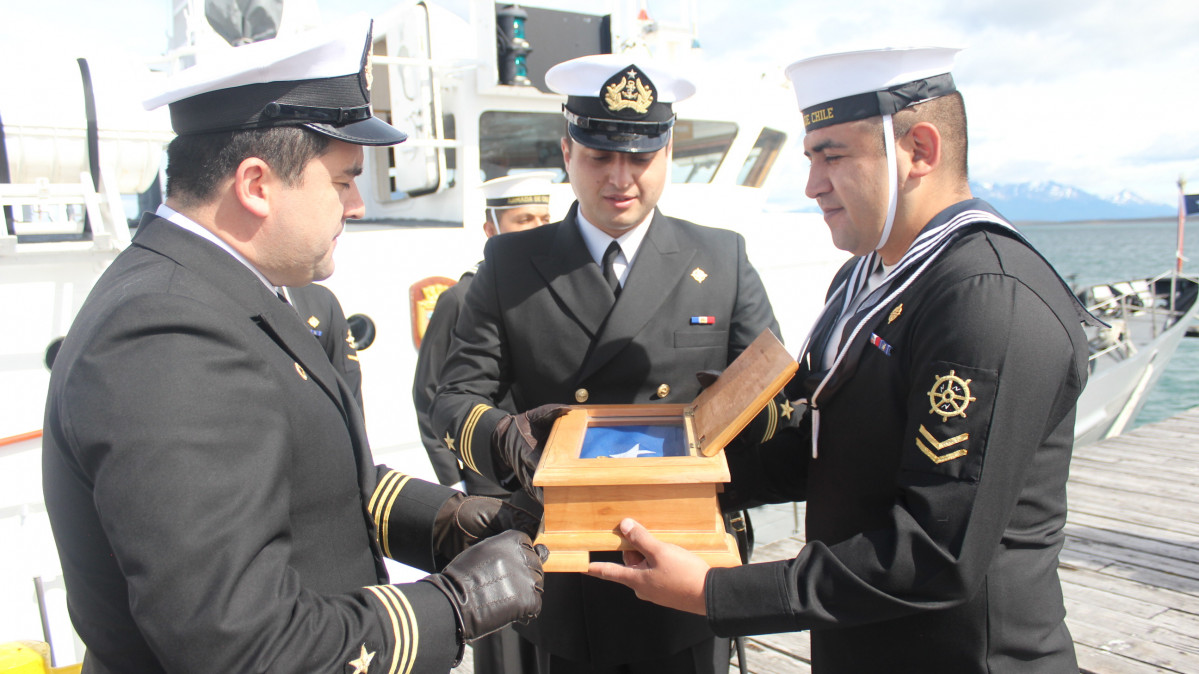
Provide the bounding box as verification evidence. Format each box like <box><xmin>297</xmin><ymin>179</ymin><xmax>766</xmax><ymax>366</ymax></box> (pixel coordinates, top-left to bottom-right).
<box><xmin>165</xmin><ymin>126</ymin><xmax>331</xmax><ymax>206</ymax></box>
<box><xmin>890</xmin><ymin>91</ymin><xmax>968</xmax><ymax>181</ymax></box>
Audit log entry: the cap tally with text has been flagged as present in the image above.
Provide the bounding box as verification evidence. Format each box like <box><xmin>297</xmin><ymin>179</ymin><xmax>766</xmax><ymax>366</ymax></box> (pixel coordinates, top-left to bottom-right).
<box><xmin>545</xmin><ymin>54</ymin><xmax>695</xmax><ymax>153</ymax></box>
<box><xmin>143</xmin><ymin>16</ymin><xmax>406</xmax><ymax>146</ymax></box>
<box><xmin>481</xmin><ymin>172</ymin><xmax>555</xmax><ymax>209</ymax></box>
<box><xmin>785</xmin><ymin>47</ymin><xmax>960</xmax><ymax>132</ymax></box>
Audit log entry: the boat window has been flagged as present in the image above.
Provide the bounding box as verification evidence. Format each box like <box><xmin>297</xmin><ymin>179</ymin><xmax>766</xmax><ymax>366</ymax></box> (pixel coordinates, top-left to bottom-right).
<box><xmin>370</xmin><ymin>20</ymin><xmax>455</xmax><ymax>203</ymax></box>
<box><xmin>479</xmin><ymin>111</ymin><xmax>568</xmax><ymax>181</ymax></box>
<box><xmin>736</xmin><ymin>128</ymin><xmax>787</xmax><ymax>188</ymax></box>
<box><xmin>671</xmin><ymin>120</ymin><xmax>738</xmax><ymax>184</ymax></box>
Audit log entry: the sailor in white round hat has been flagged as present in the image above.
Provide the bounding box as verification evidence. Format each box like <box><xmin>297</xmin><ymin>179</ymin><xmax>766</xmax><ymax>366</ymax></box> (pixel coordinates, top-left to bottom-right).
<box><xmin>587</xmin><ymin>47</ymin><xmax>1099</xmax><ymax>674</ymax></box>
<box><xmin>43</xmin><ymin>17</ymin><xmax>548</xmax><ymax>674</ymax></box>
<box><xmin>480</xmin><ymin>172</ymin><xmax>555</xmax><ymax>237</ymax></box>
<box><xmin>431</xmin><ymin>53</ymin><xmax>782</xmax><ymax>674</ymax></box>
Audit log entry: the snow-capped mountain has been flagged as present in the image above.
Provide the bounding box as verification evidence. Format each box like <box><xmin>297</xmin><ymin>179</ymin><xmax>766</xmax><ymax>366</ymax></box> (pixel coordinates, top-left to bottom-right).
<box><xmin>969</xmin><ymin>181</ymin><xmax>1174</xmax><ymax>222</ymax></box>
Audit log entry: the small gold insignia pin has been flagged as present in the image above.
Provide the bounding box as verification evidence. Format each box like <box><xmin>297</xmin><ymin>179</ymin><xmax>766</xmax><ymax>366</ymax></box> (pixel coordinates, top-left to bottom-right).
<box><xmin>780</xmin><ymin>400</ymin><xmax>794</xmax><ymax>420</ymax></box>
<box><xmin>346</xmin><ymin>328</ymin><xmax>357</xmax><ymax>349</ymax></box>
<box><xmin>916</xmin><ymin>425</ymin><xmax>969</xmax><ymax>464</ymax></box>
<box><xmin>927</xmin><ymin>370</ymin><xmax>976</xmax><ymax>421</ymax></box>
<box><xmin>691</xmin><ymin>268</ymin><xmax>708</xmax><ymax>284</ymax></box>
<box><xmin>294</xmin><ymin>362</ymin><xmax>308</xmax><ymax>380</ymax></box>
<box><xmin>307</xmin><ymin>315</ymin><xmax>321</xmax><ymax>329</ymax></box>
<box><xmin>575</xmin><ymin>388</ymin><xmax>590</xmax><ymax>403</ymax></box>
<box><xmin>349</xmin><ymin>644</ymin><xmax>376</xmax><ymax>674</ymax></box>
<box><xmin>443</xmin><ymin>432</ymin><xmax>456</xmax><ymax>452</ymax></box>
<box><xmin>656</xmin><ymin>383</ymin><xmax>671</xmax><ymax>399</ymax></box>
<box><xmin>888</xmin><ymin>304</ymin><xmax>903</xmax><ymax>324</ymax></box>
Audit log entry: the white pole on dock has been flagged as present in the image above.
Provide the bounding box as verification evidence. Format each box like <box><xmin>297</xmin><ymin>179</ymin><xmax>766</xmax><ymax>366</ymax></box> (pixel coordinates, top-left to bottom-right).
<box><xmin>1177</xmin><ymin>176</ymin><xmax>1187</xmax><ymax>275</ymax></box>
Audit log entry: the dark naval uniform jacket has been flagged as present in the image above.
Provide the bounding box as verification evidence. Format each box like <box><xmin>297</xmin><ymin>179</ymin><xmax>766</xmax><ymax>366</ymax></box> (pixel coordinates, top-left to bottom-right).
<box><xmin>413</xmin><ymin>267</ymin><xmax>511</xmax><ymax>497</ymax></box>
<box><xmin>431</xmin><ymin>204</ymin><xmax>781</xmax><ymax>664</ymax></box>
<box><xmin>289</xmin><ymin>282</ymin><xmax>364</xmax><ymax>408</ymax></box>
<box><xmin>42</xmin><ymin>215</ymin><xmax>463</xmax><ymax>673</ymax></box>
<box><xmin>708</xmin><ymin>200</ymin><xmax>1087</xmax><ymax>672</ymax></box>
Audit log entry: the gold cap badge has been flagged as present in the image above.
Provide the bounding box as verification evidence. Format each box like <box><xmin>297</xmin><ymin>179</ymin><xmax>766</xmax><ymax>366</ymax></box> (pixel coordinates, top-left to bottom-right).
<box><xmin>603</xmin><ymin>66</ymin><xmax>656</xmax><ymax>117</ymax></box>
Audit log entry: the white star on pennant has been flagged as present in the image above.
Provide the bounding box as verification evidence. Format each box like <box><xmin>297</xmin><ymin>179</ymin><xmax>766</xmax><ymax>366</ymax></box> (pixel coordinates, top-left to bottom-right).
<box><xmin>349</xmin><ymin>644</ymin><xmax>375</xmax><ymax>673</ymax></box>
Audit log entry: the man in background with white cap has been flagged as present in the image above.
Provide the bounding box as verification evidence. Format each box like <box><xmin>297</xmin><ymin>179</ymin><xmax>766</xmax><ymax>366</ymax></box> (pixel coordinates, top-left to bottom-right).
<box><xmin>588</xmin><ymin>47</ymin><xmax>1098</xmax><ymax>672</ymax></box>
<box><xmin>414</xmin><ymin>173</ymin><xmax>553</xmax><ymax>674</ymax></box>
<box><xmin>414</xmin><ymin>172</ymin><xmax>554</xmax><ymax>497</ymax></box>
<box><xmin>432</xmin><ymin>54</ymin><xmax>782</xmax><ymax>673</ymax></box>
<box><xmin>42</xmin><ymin>19</ymin><xmax>545</xmax><ymax>673</ymax></box>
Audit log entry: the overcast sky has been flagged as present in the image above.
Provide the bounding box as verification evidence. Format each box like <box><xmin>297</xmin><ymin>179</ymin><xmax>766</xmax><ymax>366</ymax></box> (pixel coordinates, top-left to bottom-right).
<box><xmin>5</xmin><ymin>0</ymin><xmax>1197</xmax><ymax>206</ymax></box>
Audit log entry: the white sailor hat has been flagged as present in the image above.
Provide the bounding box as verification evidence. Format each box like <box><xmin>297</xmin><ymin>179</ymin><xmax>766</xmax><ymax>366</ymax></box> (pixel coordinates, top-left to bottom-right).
<box><xmin>143</xmin><ymin>16</ymin><xmax>405</xmax><ymax>146</ymax></box>
<box><xmin>785</xmin><ymin>47</ymin><xmax>960</xmax><ymax>132</ymax></box>
<box><xmin>545</xmin><ymin>54</ymin><xmax>695</xmax><ymax>153</ymax></box>
<box><xmin>481</xmin><ymin>172</ymin><xmax>555</xmax><ymax>208</ymax></box>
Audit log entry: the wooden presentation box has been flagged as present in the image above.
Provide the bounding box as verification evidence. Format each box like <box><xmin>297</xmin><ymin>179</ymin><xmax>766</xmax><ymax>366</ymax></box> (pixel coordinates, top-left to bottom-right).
<box><xmin>533</xmin><ymin>329</ymin><xmax>797</xmax><ymax>572</ymax></box>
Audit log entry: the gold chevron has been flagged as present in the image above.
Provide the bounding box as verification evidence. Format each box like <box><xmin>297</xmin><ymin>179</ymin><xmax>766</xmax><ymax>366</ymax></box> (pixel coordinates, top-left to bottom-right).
<box><xmin>916</xmin><ymin>424</ymin><xmax>969</xmax><ymax>464</ymax></box>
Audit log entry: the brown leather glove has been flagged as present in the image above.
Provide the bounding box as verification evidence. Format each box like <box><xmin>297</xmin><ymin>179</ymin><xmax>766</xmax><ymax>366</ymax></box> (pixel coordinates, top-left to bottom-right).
<box><xmin>432</xmin><ymin>493</ymin><xmax>540</xmax><ymax>565</ymax></box>
<box><xmin>491</xmin><ymin>403</ymin><xmax>569</xmax><ymax>501</ymax></box>
<box><xmin>422</xmin><ymin>530</ymin><xmax>548</xmax><ymax>645</ymax></box>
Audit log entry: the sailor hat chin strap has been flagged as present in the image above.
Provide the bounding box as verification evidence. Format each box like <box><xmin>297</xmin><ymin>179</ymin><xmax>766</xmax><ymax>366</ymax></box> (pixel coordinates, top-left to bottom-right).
<box><xmin>875</xmin><ymin>113</ymin><xmax>900</xmax><ymax>252</ymax></box>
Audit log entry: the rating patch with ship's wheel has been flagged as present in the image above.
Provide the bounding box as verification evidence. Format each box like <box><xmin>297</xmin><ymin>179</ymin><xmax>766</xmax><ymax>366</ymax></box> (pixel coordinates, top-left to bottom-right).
<box><xmin>928</xmin><ymin>370</ymin><xmax>976</xmax><ymax>422</ymax></box>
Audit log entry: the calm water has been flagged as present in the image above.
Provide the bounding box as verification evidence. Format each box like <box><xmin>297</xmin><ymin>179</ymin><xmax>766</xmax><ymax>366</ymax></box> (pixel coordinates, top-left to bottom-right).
<box><xmin>1016</xmin><ymin>217</ymin><xmax>1199</xmax><ymax>426</ymax></box>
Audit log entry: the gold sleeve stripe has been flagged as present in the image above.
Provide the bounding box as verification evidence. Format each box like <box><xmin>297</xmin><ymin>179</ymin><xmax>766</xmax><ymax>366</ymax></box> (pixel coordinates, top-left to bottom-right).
<box><xmin>366</xmin><ymin>585</ymin><xmax>419</xmax><ymax>674</ymax></box>
<box><xmin>760</xmin><ymin>399</ymin><xmax>779</xmax><ymax>442</ymax></box>
<box><xmin>369</xmin><ymin>471</ymin><xmax>411</xmax><ymax>559</ymax></box>
<box><xmin>459</xmin><ymin>404</ymin><xmax>492</xmax><ymax>475</ymax></box>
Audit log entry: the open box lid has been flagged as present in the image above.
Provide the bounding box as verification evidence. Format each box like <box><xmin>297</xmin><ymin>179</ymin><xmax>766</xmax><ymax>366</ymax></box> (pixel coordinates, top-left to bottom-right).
<box><xmin>686</xmin><ymin>329</ymin><xmax>797</xmax><ymax>457</ymax></box>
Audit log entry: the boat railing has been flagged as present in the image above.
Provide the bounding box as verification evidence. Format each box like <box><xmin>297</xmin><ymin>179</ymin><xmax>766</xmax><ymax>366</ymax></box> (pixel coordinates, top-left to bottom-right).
<box><xmin>0</xmin><ymin>173</ymin><xmax>130</xmax><ymax>256</ymax></box>
<box><xmin>1085</xmin><ymin>271</ymin><xmax>1198</xmax><ymax>363</ymax></box>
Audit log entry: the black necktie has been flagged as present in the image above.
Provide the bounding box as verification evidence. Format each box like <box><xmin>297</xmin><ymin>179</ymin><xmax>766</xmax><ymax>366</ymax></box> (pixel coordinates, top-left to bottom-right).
<box><xmin>602</xmin><ymin>241</ymin><xmax>622</xmax><ymax>298</ymax></box>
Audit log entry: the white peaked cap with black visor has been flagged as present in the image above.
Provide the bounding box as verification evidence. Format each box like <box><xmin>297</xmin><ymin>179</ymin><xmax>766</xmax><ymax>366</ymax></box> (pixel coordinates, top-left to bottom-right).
<box><xmin>143</xmin><ymin>15</ymin><xmax>406</xmax><ymax>146</ymax></box>
<box><xmin>785</xmin><ymin>47</ymin><xmax>961</xmax><ymax>252</ymax></box>
<box><xmin>546</xmin><ymin>53</ymin><xmax>696</xmax><ymax>153</ymax></box>
<box><xmin>481</xmin><ymin>171</ymin><xmax>555</xmax><ymax>224</ymax></box>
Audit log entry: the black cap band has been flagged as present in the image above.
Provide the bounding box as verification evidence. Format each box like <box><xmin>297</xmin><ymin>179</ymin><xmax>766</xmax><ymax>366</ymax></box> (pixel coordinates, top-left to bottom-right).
<box><xmin>801</xmin><ymin>73</ymin><xmax>956</xmax><ymax>131</ymax></box>
<box><xmin>169</xmin><ymin>72</ymin><xmax>369</xmax><ymax>136</ymax></box>
<box><xmin>485</xmin><ymin>195</ymin><xmax>550</xmax><ymax>207</ymax></box>
<box><xmin>562</xmin><ymin>105</ymin><xmax>675</xmax><ymax>138</ymax></box>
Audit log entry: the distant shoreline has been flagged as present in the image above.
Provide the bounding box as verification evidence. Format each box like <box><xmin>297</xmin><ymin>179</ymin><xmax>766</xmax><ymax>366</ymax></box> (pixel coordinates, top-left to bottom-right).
<box><xmin>1016</xmin><ymin>215</ymin><xmax>1183</xmax><ymax>227</ymax></box>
